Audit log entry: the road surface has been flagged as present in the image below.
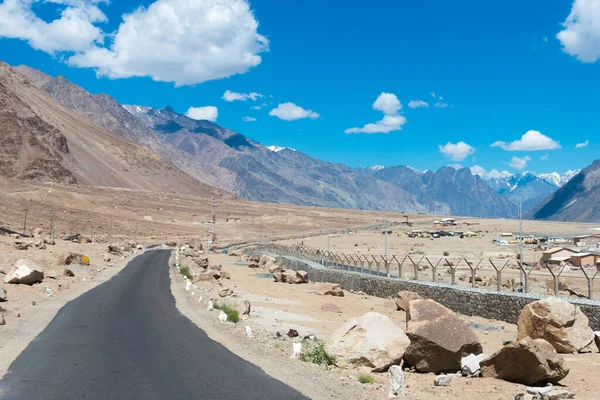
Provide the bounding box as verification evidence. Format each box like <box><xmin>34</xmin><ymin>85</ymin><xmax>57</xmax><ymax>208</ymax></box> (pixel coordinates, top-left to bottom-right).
<box><xmin>0</xmin><ymin>250</ymin><xmax>307</xmax><ymax>400</ymax></box>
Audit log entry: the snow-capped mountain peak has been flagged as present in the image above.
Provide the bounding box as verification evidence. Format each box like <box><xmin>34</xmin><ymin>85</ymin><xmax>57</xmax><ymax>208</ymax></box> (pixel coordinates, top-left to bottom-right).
<box><xmin>266</xmin><ymin>145</ymin><xmax>295</xmax><ymax>153</ymax></box>
<box><xmin>538</xmin><ymin>170</ymin><xmax>580</xmax><ymax>187</ymax></box>
<box><xmin>369</xmin><ymin>165</ymin><xmax>385</xmax><ymax>171</ymax></box>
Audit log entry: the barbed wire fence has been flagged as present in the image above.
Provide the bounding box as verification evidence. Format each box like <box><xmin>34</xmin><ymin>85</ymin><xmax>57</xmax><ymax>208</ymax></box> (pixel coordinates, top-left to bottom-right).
<box><xmin>255</xmin><ymin>243</ymin><xmax>600</xmax><ymax>300</ymax></box>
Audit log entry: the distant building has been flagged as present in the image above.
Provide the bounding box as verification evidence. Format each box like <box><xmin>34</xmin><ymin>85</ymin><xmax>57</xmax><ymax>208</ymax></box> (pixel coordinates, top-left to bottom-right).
<box><xmin>547</xmin><ymin>256</ymin><xmax>572</xmax><ymax>266</ymax></box>
<box><xmin>573</xmin><ymin>235</ymin><xmax>600</xmax><ymax>247</ymax></box>
<box><xmin>542</xmin><ymin>247</ymin><xmax>578</xmax><ymax>262</ymax></box>
<box><xmin>571</xmin><ymin>253</ymin><xmax>596</xmax><ymax>267</ymax></box>
<box><xmin>547</xmin><ymin>237</ymin><xmax>568</xmax><ymax>244</ymax></box>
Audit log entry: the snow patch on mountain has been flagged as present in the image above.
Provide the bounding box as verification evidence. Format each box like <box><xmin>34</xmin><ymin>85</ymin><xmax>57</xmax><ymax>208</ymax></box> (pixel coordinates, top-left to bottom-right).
<box><xmin>538</xmin><ymin>170</ymin><xmax>580</xmax><ymax>187</ymax></box>
<box><xmin>266</xmin><ymin>145</ymin><xmax>295</xmax><ymax>153</ymax></box>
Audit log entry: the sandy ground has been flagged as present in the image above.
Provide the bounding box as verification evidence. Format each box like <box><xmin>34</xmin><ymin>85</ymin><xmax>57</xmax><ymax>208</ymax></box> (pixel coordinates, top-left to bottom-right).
<box><xmin>0</xmin><ymin>236</ymin><xmax>147</xmax><ymax>377</ymax></box>
<box><xmin>171</xmin><ymin>251</ymin><xmax>600</xmax><ymax>400</ymax></box>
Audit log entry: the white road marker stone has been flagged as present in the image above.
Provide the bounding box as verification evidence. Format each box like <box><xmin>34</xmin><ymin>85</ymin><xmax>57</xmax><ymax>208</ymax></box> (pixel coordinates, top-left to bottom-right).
<box><xmin>291</xmin><ymin>342</ymin><xmax>302</xmax><ymax>358</ymax></box>
<box><xmin>388</xmin><ymin>365</ymin><xmax>405</xmax><ymax>398</ymax></box>
<box><xmin>245</xmin><ymin>326</ymin><xmax>253</xmax><ymax>338</ymax></box>
<box><xmin>185</xmin><ymin>281</ymin><xmax>191</xmax><ymax>291</ymax></box>
<box><xmin>218</xmin><ymin>311</ymin><xmax>228</xmax><ymax>322</ymax></box>
<box><xmin>207</xmin><ymin>300</ymin><xmax>214</xmax><ymax>311</ymax></box>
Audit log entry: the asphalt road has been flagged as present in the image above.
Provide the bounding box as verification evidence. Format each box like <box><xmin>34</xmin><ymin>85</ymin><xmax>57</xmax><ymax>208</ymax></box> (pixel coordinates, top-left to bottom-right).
<box><xmin>0</xmin><ymin>250</ymin><xmax>307</xmax><ymax>400</ymax></box>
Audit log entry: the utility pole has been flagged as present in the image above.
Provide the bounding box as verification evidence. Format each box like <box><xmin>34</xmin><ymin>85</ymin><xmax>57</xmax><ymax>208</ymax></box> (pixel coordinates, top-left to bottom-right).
<box><xmin>23</xmin><ymin>202</ymin><xmax>29</xmax><ymax>235</ymax></box>
<box><xmin>51</xmin><ymin>208</ymin><xmax>55</xmax><ymax>242</ymax></box>
<box><xmin>327</xmin><ymin>222</ymin><xmax>331</xmax><ymax>253</ymax></box>
<box><xmin>211</xmin><ymin>195</ymin><xmax>217</xmax><ymax>243</ymax></box>
<box><xmin>384</xmin><ymin>219</ymin><xmax>389</xmax><ymax>261</ymax></box>
<box><xmin>519</xmin><ymin>196</ymin><xmax>524</xmax><ymax>291</ymax></box>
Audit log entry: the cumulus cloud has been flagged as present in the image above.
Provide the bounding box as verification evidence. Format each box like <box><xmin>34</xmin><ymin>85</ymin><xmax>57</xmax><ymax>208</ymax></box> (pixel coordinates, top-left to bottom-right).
<box><xmin>469</xmin><ymin>165</ymin><xmax>487</xmax><ymax>176</ymax></box>
<box><xmin>434</xmin><ymin>101</ymin><xmax>449</xmax><ymax>108</ymax></box>
<box><xmin>491</xmin><ymin>130</ymin><xmax>561</xmax><ymax>151</ymax></box>
<box><xmin>509</xmin><ymin>156</ymin><xmax>532</xmax><ymax>170</ymax></box>
<box><xmin>541</xmin><ymin>154</ymin><xmax>550</xmax><ymax>160</ymax></box>
<box><xmin>408</xmin><ymin>100</ymin><xmax>429</xmax><ymax>109</ymax></box>
<box><xmin>0</xmin><ymin>0</ymin><xmax>268</xmax><ymax>86</ymax></box>
<box><xmin>345</xmin><ymin>93</ymin><xmax>407</xmax><ymax>134</ymax></box>
<box><xmin>186</xmin><ymin>106</ymin><xmax>218</xmax><ymax>122</ymax></box>
<box><xmin>557</xmin><ymin>0</ymin><xmax>600</xmax><ymax>63</ymax></box>
<box><xmin>439</xmin><ymin>141</ymin><xmax>476</xmax><ymax>161</ymax></box>
<box><xmin>576</xmin><ymin>140</ymin><xmax>589</xmax><ymax>149</ymax></box>
<box><xmin>0</xmin><ymin>0</ymin><xmax>106</xmax><ymax>54</ymax></box>
<box><xmin>269</xmin><ymin>102</ymin><xmax>320</xmax><ymax>121</ymax></box>
<box><xmin>372</xmin><ymin>92</ymin><xmax>402</xmax><ymax>115</ymax></box>
<box><xmin>242</xmin><ymin>116</ymin><xmax>256</xmax><ymax>122</ymax></box>
<box><xmin>223</xmin><ymin>90</ymin><xmax>262</xmax><ymax>102</ymax></box>
<box><xmin>470</xmin><ymin>165</ymin><xmax>512</xmax><ymax>180</ymax></box>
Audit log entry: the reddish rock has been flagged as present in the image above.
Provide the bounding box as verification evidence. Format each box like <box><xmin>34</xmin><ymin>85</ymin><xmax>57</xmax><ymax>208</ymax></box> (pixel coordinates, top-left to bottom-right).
<box><xmin>395</xmin><ymin>291</ymin><xmax>423</xmax><ymax>311</ymax></box>
<box><xmin>480</xmin><ymin>337</ymin><xmax>569</xmax><ymax>385</ymax></box>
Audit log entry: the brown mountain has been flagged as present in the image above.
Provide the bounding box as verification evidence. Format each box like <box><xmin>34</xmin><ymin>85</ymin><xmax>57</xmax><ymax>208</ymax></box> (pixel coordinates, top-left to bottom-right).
<box><xmin>526</xmin><ymin>160</ymin><xmax>600</xmax><ymax>222</ymax></box>
<box><xmin>2</xmin><ymin>62</ymin><xmax>220</xmax><ymax>197</ymax></box>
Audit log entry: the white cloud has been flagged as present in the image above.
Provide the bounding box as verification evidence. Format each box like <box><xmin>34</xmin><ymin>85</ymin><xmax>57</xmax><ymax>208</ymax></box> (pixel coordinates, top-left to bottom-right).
<box><xmin>576</xmin><ymin>140</ymin><xmax>589</xmax><ymax>149</ymax></box>
<box><xmin>509</xmin><ymin>156</ymin><xmax>532</xmax><ymax>170</ymax></box>
<box><xmin>470</xmin><ymin>165</ymin><xmax>487</xmax><ymax>176</ymax></box>
<box><xmin>470</xmin><ymin>165</ymin><xmax>512</xmax><ymax>180</ymax></box>
<box><xmin>269</xmin><ymin>102</ymin><xmax>320</xmax><ymax>121</ymax></box>
<box><xmin>242</xmin><ymin>116</ymin><xmax>256</xmax><ymax>122</ymax></box>
<box><xmin>434</xmin><ymin>101</ymin><xmax>449</xmax><ymax>109</ymax></box>
<box><xmin>345</xmin><ymin>93</ymin><xmax>407</xmax><ymax>134</ymax></box>
<box><xmin>430</xmin><ymin>92</ymin><xmax>437</xmax><ymax>98</ymax></box>
<box><xmin>1</xmin><ymin>0</ymin><xmax>269</xmax><ymax>86</ymax></box>
<box><xmin>345</xmin><ymin>114</ymin><xmax>407</xmax><ymax>134</ymax></box>
<box><xmin>487</xmin><ymin>169</ymin><xmax>512</xmax><ymax>179</ymax></box>
<box><xmin>541</xmin><ymin>154</ymin><xmax>550</xmax><ymax>160</ymax></box>
<box><xmin>439</xmin><ymin>141</ymin><xmax>476</xmax><ymax>161</ymax></box>
<box><xmin>408</xmin><ymin>100</ymin><xmax>429</xmax><ymax>109</ymax></box>
<box><xmin>185</xmin><ymin>106</ymin><xmax>218</xmax><ymax>122</ymax></box>
<box><xmin>557</xmin><ymin>0</ymin><xmax>600</xmax><ymax>63</ymax></box>
<box><xmin>372</xmin><ymin>92</ymin><xmax>402</xmax><ymax>115</ymax></box>
<box><xmin>223</xmin><ymin>90</ymin><xmax>262</xmax><ymax>102</ymax></box>
<box><xmin>0</xmin><ymin>0</ymin><xmax>106</xmax><ymax>54</ymax></box>
<box><xmin>491</xmin><ymin>130</ymin><xmax>561</xmax><ymax>151</ymax></box>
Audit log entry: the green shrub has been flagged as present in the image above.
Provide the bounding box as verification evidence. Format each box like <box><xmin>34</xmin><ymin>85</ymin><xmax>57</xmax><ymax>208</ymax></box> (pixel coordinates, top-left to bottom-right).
<box><xmin>214</xmin><ymin>302</ymin><xmax>240</xmax><ymax>323</ymax></box>
<box><xmin>358</xmin><ymin>374</ymin><xmax>375</xmax><ymax>385</ymax></box>
<box><xmin>300</xmin><ymin>341</ymin><xmax>332</xmax><ymax>366</ymax></box>
<box><xmin>273</xmin><ymin>343</ymin><xmax>283</xmax><ymax>350</ymax></box>
<box><xmin>180</xmin><ymin>265</ymin><xmax>193</xmax><ymax>281</ymax></box>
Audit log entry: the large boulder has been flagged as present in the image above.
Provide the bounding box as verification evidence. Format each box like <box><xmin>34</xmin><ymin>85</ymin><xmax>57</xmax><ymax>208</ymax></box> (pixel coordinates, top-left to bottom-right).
<box><xmin>195</xmin><ymin>258</ymin><xmax>209</xmax><ymax>269</ymax></box>
<box><xmin>259</xmin><ymin>254</ymin><xmax>276</xmax><ymax>267</ymax></box>
<box><xmin>480</xmin><ymin>337</ymin><xmax>569</xmax><ymax>385</ymax></box>
<box><xmin>404</xmin><ymin>299</ymin><xmax>482</xmax><ymax>373</ymax></box>
<box><xmin>517</xmin><ymin>297</ymin><xmax>595</xmax><ymax>353</ymax></box>
<box><xmin>248</xmin><ymin>255</ymin><xmax>260</xmax><ymax>269</ymax></box>
<box><xmin>275</xmin><ymin>270</ymin><xmax>309</xmax><ymax>284</ymax></box>
<box><xmin>395</xmin><ymin>291</ymin><xmax>423</xmax><ymax>311</ymax></box>
<box><xmin>324</xmin><ymin>312</ymin><xmax>411</xmax><ymax>372</ymax></box>
<box><xmin>4</xmin><ymin>260</ymin><xmax>44</xmax><ymax>285</ymax></box>
<box><xmin>317</xmin><ymin>284</ymin><xmax>344</xmax><ymax>297</ymax></box>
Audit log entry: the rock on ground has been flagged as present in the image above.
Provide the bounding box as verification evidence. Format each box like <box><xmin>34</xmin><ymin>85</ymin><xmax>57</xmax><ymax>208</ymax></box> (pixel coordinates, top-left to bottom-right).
<box><xmin>274</xmin><ymin>270</ymin><xmax>309</xmax><ymax>284</ymax></box>
<box><xmin>395</xmin><ymin>291</ymin><xmax>423</xmax><ymax>311</ymax></box>
<box><xmin>324</xmin><ymin>312</ymin><xmax>411</xmax><ymax>372</ymax></box>
<box><xmin>404</xmin><ymin>299</ymin><xmax>482</xmax><ymax>373</ymax></box>
<box><xmin>259</xmin><ymin>254</ymin><xmax>276</xmax><ymax>267</ymax></box>
<box><xmin>0</xmin><ymin>315</ymin><xmax>5</xmax><ymax>325</ymax></box>
<box><xmin>480</xmin><ymin>337</ymin><xmax>569</xmax><ymax>385</ymax></box>
<box><xmin>0</xmin><ymin>286</ymin><xmax>6</xmax><ymax>301</ymax></box>
<box><xmin>433</xmin><ymin>374</ymin><xmax>454</xmax><ymax>386</ymax></box>
<box><xmin>517</xmin><ymin>297</ymin><xmax>595</xmax><ymax>353</ymax></box>
<box><xmin>4</xmin><ymin>260</ymin><xmax>44</xmax><ymax>285</ymax></box>
<box><xmin>218</xmin><ymin>288</ymin><xmax>233</xmax><ymax>298</ymax></box>
<box><xmin>317</xmin><ymin>284</ymin><xmax>344</xmax><ymax>297</ymax></box>
<box><xmin>461</xmin><ymin>353</ymin><xmax>487</xmax><ymax>376</ymax></box>
<box><xmin>388</xmin><ymin>365</ymin><xmax>405</xmax><ymax>397</ymax></box>
<box><xmin>321</xmin><ymin>303</ymin><xmax>342</xmax><ymax>313</ymax></box>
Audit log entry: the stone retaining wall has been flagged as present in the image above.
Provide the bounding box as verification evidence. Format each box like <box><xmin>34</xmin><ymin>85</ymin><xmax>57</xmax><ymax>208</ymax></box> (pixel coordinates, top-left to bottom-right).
<box><xmin>258</xmin><ymin>252</ymin><xmax>600</xmax><ymax>330</ymax></box>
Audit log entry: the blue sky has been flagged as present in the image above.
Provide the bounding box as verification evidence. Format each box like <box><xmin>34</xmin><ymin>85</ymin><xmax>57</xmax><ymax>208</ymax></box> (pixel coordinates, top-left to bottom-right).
<box><xmin>1</xmin><ymin>0</ymin><xmax>599</xmax><ymax>177</ymax></box>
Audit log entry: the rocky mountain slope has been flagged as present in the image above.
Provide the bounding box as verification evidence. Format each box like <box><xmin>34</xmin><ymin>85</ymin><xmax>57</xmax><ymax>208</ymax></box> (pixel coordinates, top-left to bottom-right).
<box><xmin>367</xmin><ymin>166</ymin><xmax>517</xmax><ymax>218</ymax></box>
<box><xmin>488</xmin><ymin>172</ymin><xmax>559</xmax><ymax>213</ymax></box>
<box><xmin>12</xmin><ymin>63</ymin><xmax>521</xmax><ymax>217</ymax></box>
<box><xmin>526</xmin><ymin>160</ymin><xmax>600</xmax><ymax>222</ymax></box>
<box><xmin>4</xmin><ymin>62</ymin><xmax>219</xmax><ymax>197</ymax></box>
